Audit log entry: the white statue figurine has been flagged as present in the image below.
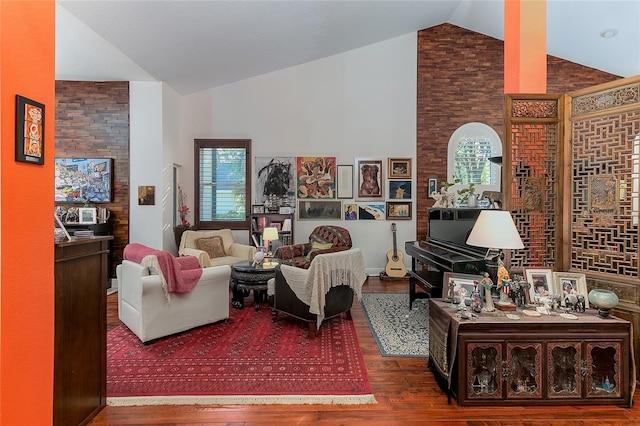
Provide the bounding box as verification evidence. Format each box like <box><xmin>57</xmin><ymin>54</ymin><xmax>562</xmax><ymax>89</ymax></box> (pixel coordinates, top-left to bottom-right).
<box><xmin>480</xmin><ymin>272</ymin><xmax>495</xmax><ymax>312</ymax></box>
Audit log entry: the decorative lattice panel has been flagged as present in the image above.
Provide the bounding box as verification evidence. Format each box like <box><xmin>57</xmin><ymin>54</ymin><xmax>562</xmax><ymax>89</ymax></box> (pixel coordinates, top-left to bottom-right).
<box><xmin>509</xmin><ymin>122</ymin><xmax>558</xmax><ymax>270</ymax></box>
<box><xmin>570</xmin><ymin>111</ymin><xmax>640</xmax><ymax>277</ymax></box>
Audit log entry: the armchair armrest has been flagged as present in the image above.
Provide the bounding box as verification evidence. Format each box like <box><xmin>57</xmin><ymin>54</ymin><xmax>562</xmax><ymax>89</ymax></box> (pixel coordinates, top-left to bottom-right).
<box><xmin>180</xmin><ymin>247</ymin><xmax>212</xmax><ymax>268</ymax></box>
<box><xmin>274</xmin><ymin>243</ymin><xmax>312</xmax><ymax>261</ymax></box>
<box><xmin>227</xmin><ymin>242</ymin><xmax>256</xmax><ymax>261</ymax></box>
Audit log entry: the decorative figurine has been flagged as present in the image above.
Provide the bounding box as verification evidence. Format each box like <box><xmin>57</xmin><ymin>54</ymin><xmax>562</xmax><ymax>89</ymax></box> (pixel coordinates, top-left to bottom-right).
<box><xmin>447</xmin><ymin>278</ymin><xmax>456</xmax><ymax>303</ymax></box>
<box><xmin>471</xmin><ymin>280</ymin><xmax>482</xmax><ymax>313</ymax></box>
<box><xmin>480</xmin><ymin>272</ymin><xmax>495</xmax><ymax>312</ymax></box>
<box><xmin>496</xmin><ymin>261</ymin><xmax>513</xmax><ymax>305</ymax></box>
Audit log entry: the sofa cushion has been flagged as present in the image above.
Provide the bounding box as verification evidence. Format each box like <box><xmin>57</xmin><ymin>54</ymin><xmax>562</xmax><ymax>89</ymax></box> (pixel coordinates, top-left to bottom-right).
<box><xmin>305</xmin><ymin>241</ymin><xmax>333</xmax><ymax>260</ymax></box>
<box><xmin>196</xmin><ymin>236</ymin><xmax>226</xmax><ymax>258</ymax></box>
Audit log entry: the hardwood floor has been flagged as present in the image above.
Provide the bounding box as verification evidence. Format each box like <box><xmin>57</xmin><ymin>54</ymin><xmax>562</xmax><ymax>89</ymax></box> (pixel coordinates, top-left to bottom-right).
<box><xmin>92</xmin><ymin>277</ymin><xmax>640</xmax><ymax>425</ymax></box>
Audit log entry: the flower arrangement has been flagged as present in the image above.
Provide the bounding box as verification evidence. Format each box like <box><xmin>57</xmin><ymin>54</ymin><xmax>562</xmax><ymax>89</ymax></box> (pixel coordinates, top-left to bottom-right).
<box><xmin>177</xmin><ymin>185</ymin><xmax>191</xmax><ymax>228</ymax></box>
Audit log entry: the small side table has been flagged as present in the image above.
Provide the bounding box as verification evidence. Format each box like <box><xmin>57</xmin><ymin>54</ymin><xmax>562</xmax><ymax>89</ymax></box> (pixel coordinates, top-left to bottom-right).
<box><xmin>230</xmin><ymin>260</ymin><xmax>279</xmax><ymax>311</ymax></box>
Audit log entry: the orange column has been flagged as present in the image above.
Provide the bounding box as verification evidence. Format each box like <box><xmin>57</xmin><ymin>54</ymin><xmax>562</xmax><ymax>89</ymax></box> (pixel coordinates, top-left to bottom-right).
<box><xmin>504</xmin><ymin>0</ymin><xmax>547</xmax><ymax>93</ymax></box>
<box><xmin>1</xmin><ymin>1</ymin><xmax>55</xmax><ymax>424</ymax></box>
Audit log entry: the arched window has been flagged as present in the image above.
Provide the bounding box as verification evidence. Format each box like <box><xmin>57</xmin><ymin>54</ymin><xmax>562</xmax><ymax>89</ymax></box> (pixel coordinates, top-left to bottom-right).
<box><xmin>447</xmin><ymin>122</ymin><xmax>502</xmax><ymax>203</ymax></box>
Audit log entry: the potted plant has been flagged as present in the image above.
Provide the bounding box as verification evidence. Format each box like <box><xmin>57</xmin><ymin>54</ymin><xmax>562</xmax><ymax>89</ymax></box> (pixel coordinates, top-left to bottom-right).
<box><xmin>457</xmin><ymin>182</ymin><xmax>478</xmax><ymax>207</ymax></box>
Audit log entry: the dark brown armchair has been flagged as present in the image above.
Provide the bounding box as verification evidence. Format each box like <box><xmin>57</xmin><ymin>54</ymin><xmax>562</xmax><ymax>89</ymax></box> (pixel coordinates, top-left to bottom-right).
<box><xmin>269</xmin><ymin>248</ymin><xmax>367</xmax><ymax>338</ymax></box>
<box><xmin>273</xmin><ymin>225</ymin><xmax>352</xmax><ymax>269</ymax></box>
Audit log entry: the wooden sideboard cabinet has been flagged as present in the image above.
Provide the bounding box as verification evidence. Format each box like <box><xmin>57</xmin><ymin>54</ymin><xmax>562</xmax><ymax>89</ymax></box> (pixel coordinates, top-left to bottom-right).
<box><xmin>54</xmin><ymin>236</ymin><xmax>112</xmax><ymax>425</ymax></box>
<box><xmin>429</xmin><ymin>299</ymin><xmax>634</xmax><ymax>407</ymax></box>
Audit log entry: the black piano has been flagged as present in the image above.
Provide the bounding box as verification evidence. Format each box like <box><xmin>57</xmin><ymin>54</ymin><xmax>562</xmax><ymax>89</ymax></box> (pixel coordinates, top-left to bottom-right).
<box><xmin>405</xmin><ymin>208</ymin><xmax>486</xmax><ymax>309</ymax></box>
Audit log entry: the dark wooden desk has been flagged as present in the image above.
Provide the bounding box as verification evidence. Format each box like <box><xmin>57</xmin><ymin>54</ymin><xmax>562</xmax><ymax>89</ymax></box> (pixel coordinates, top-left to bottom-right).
<box><xmin>429</xmin><ymin>299</ymin><xmax>635</xmax><ymax>407</ymax></box>
<box><xmin>54</xmin><ymin>236</ymin><xmax>112</xmax><ymax>425</ymax></box>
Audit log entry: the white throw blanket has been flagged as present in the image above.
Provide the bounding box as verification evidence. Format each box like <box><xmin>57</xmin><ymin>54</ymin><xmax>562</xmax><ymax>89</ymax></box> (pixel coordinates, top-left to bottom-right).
<box><xmin>271</xmin><ymin>248</ymin><xmax>367</xmax><ymax>330</ymax></box>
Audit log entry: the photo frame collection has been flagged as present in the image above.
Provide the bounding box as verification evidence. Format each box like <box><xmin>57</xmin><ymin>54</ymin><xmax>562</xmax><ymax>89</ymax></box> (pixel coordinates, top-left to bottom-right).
<box><xmin>255</xmin><ymin>156</ymin><xmax>413</xmax><ymax>221</ymax></box>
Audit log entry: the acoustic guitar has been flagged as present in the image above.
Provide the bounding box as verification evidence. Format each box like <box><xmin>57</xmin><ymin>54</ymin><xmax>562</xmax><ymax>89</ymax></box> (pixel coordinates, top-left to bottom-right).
<box><xmin>385</xmin><ymin>223</ymin><xmax>407</xmax><ymax>278</ymax></box>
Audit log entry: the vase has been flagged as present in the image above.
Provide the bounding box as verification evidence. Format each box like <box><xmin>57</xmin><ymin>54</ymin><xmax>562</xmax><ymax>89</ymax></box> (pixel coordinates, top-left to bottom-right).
<box><xmin>588</xmin><ymin>289</ymin><xmax>619</xmax><ymax>318</ymax></box>
<box><xmin>467</xmin><ymin>194</ymin><xmax>478</xmax><ymax>208</ymax></box>
<box><xmin>174</xmin><ymin>225</ymin><xmax>191</xmax><ymax>247</ymax></box>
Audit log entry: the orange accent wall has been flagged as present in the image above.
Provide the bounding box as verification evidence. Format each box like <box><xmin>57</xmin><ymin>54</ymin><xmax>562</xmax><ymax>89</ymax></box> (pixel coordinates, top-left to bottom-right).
<box><xmin>1</xmin><ymin>1</ymin><xmax>55</xmax><ymax>424</ymax></box>
<box><xmin>504</xmin><ymin>0</ymin><xmax>547</xmax><ymax>93</ymax></box>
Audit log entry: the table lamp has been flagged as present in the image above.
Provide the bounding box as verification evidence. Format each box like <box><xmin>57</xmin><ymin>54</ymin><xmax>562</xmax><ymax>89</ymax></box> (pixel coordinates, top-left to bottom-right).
<box><xmin>466</xmin><ymin>210</ymin><xmax>524</xmax><ymax>263</ymax></box>
<box><xmin>262</xmin><ymin>227</ymin><xmax>279</xmax><ymax>267</ymax></box>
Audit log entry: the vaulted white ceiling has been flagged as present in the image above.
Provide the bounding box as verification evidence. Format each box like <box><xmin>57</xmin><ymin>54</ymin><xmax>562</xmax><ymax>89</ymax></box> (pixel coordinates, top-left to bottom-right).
<box><xmin>56</xmin><ymin>1</ymin><xmax>640</xmax><ymax>96</ymax></box>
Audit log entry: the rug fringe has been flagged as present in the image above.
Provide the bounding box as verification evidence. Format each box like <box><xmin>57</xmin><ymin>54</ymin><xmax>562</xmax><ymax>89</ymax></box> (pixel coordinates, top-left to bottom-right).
<box><xmin>108</xmin><ymin>394</ymin><xmax>377</xmax><ymax>406</ymax></box>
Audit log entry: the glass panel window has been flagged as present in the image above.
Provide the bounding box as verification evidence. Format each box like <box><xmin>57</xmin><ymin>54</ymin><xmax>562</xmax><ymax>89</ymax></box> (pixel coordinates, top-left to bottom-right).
<box><xmin>195</xmin><ymin>139</ymin><xmax>251</xmax><ymax>230</ymax></box>
<box><xmin>447</xmin><ymin>122</ymin><xmax>502</xmax><ymax>204</ymax></box>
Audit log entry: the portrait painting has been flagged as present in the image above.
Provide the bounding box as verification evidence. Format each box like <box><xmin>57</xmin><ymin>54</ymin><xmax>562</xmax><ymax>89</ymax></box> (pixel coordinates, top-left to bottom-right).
<box><xmin>344</xmin><ymin>203</ymin><xmax>358</xmax><ymax>220</ymax></box>
<box><xmin>355</xmin><ymin>158</ymin><xmax>384</xmax><ymax>201</ymax></box>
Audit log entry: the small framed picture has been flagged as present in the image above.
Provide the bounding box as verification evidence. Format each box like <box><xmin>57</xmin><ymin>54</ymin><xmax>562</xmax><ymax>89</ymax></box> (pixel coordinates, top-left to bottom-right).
<box><xmin>443</xmin><ymin>272</ymin><xmax>483</xmax><ymax>306</ymax></box>
<box><xmin>253</xmin><ymin>205</ymin><xmax>265</xmax><ymax>214</ymax></box>
<box><xmin>388</xmin><ymin>180</ymin><xmax>412</xmax><ymax>199</ymax></box>
<box><xmin>553</xmin><ymin>272</ymin><xmax>589</xmax><ymax>308</ymax></box>
<box><xmin>358</xmin><ymin>203</ymin><xmax>385</xmax><ymax>220</ymax></box>
<box><xmin>386</xmin><ymin>201</ymin><xmax>412</xmax><ymax>220</ymax></box>
<box><xmin>337</xmin><ymin>164</ymin><xmax>354</xmax><ymax>199</ymax></box>
<box><xmin>15</xmin><ymin>95</ymin><xmax>45</xmax><ymax>165</ymax></box>
<box><xmin>297</xmin><ymin>200</ymin><xmax>342</xmax><ymax>220</ymax></box>
<box><xmin>388</xmin><ymin>158</ymin><xmax>411</xmax><ymax>179</ymax></box>
<box><xmin>428</xmin><ymin>178</ymin><xmax>438</xmax><ymax>198</ymax></box>
<box><xmin>344</xmin><ymin>203</ymin><xmax>358</xmax><ymax>220</ymax></box>
<box><xmin>78</xmin><ymin>208</ymin><xmax>97</xmax><ymax>225</ymax></box>
<box><xmin>524</xmin><ymin>267</ymin><xmax>554</xmax><ymax>304</ymax></box>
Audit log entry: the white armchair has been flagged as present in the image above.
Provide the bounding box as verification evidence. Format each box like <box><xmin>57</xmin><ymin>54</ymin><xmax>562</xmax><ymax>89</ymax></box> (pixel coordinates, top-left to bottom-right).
<box><xmin>178</xmin><ymin>229</ymin><xmax>256</xmax><ymax>267</ymax></box>
<box><xmin>117</xmin><ymin>259</ymin><xmax>231</xmax><ymax>343</ymax></box>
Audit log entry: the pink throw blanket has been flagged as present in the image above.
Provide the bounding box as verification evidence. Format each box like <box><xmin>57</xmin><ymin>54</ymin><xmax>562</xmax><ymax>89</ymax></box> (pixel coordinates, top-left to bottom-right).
<box><xmin>123</xmin><ymin>243</ymin><xmax>203</xmax><ymax>293</ymax></box>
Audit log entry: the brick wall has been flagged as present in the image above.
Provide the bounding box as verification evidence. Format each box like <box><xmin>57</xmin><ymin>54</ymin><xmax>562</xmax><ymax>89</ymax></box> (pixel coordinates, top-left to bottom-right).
<box><xmin>416</xmin><ymin>24</ymin><xmax>621</xmax><ymax>240</ymax></box>
<box><xmin>55</xmin><ymin>81</ymin><xmax>129</xmax><ymax>277</ymax></box>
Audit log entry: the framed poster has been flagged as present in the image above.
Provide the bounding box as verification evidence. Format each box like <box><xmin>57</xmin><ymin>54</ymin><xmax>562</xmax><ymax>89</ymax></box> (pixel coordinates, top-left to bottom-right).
<box><xmin>15</xmin><ymin>95</ymin><xmax>45</xmax><ymax>165</ymax></box>
<box><xmin>388</xmin><ymin>158</ymin><xmax>411</xmax><ymax>179</ymax></box>
<box><xmin>355</xmin><ymin>158</ymin><xmax>384</xmax><ymax>201</ymax></box>
<box><xmin>298</xmin><ymin>200</ymin><xmax>342</xmax><ymax>220</ymax></box>
<box><xmin>296</xmin><ymin>156</ymin><xmax>336</xmax><ymax>199</ymax></box>
<box><xmin>388</xmin><ymin>180</ymin><xmax>412</xmax><ymax>199</ymax></box>
<box><xmin>337</xmin><ymin>164</ymin><xmax>354</xmax><ymax>199</ymax></box>
<box><xmin>386</xmin><ymin>201</ymin><xmax>412</xmax><ymax>220</ymax></box>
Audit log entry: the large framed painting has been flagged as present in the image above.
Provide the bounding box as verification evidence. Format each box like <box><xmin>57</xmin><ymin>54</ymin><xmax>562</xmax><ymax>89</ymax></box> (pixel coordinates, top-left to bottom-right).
<box><xmin>298</xmin><ymin>200</ymin><xmax>342</xmax><ymax>220</ymax></box>
<box><xmin>255</xmin><ymin>156</ymin><xmax>296</xmax><ymax>206</ymax></box>
<box><xmin>54</xmin><ymin>157</ymin><xmax>113</xmax><ymax>202</ymax></box>
<box><xmin>355</xmin><ymin>158</ymin><xmax>384</xmax><ymax>201</ymax></box>
<box><xmin>296</xmin><ymin>156</ymin><xmax>336</xmax><ymax>199</ymax></box>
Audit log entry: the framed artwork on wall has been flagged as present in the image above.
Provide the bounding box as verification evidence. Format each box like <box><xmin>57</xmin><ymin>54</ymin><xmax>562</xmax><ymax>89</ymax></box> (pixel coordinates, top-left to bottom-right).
<box><xmin>355</xmin><ymin>158</ymin><xmax>384</xmax><ymax>201</ymax></box>
<box><xmin>386</xmin><ymin>201</ymin><xmax>412</xmax><ymax>220</ymax></box>
<box><xmin>296</xmin><ymin>156</ymin><xmax>336</xmax><ymax>199</ymax></box>
<box><xmin>78</xmin><ymin>208</ymin><xmax>97</xmax><ymax>225</ymax></box>
<box><xmin>344</xmin><ymin>203</ymin><xmax>358</xmax><ymax>220</ymax></box>
<box><xmin>138</xmin><ymin>186</ymin><xmax>155</xmax><ymax>205</ymax></box>
<box><xmin>428</xmin><ymin>178</ymin><xmax>438</xmax><ymax>198</ymax></box>
<box><xmin>297</xmin><ymin>200</ymin><xmax>342</xmax><ymax>220</ymax></box>
<box><xmin>336</xmin><ymin>164</ymin><xmax>354</xmax><ymax>199</ymax></box>
<box><xmin>388</xmin><ymin>158</ymin><xmax>411</xmax><ymax>179</ymax></box>
<box><xmin>358</xmin><ymin>203</ymin><xmax>385</xmax><ymax>220</ymax></box>
<box><xmin>15</xmin><ymin>95</ymin><xmax>45</xmax><ymax>165</ymax></box>
<box><xmin>388</xmin><ymin>180</ymin><xmax>412</xmax><ymax>199</ymax></box>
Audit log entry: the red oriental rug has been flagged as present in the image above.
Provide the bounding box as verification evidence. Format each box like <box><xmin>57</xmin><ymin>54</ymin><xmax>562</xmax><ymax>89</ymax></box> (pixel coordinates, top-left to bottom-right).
<box><xmin>107</xmin><ymin>302</ymin><xmax>375</xmax><ymax>406</ymax></box>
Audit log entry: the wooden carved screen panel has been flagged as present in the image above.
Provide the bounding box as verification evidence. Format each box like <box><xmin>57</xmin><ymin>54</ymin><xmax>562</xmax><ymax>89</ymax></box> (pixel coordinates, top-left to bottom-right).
<box><xmin>505</xmin><ymin>95</ymin><xmax>562</xmax><ymax>270</ymax></box>
<box><xmin>569</xmin><ymin>82</ymin><xmax>640</xmax><ymax>278</ymax></box>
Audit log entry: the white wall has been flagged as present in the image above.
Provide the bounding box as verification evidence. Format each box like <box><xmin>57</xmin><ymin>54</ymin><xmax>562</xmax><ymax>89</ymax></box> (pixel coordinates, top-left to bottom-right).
<box><xmin>180</xmin><ymin>33</ymin><xmax>417</xmax><ymax>273</ymax></box>
<box><xmin>130</xmin><ymin>81</ymin><xmax>183</xmax><ymax>251</ymax></box>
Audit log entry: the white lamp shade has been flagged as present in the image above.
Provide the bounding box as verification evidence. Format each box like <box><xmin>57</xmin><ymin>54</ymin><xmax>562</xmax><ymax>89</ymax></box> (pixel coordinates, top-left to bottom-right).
<box><xmin>262</xmin><ymin>227</ymin><xmax>279</xmax><ymax>242</ymax></box>
<box><xmin>466</xmin><ymin>210</ymin><xmax>524</xmax><ymax>250</ymax></box>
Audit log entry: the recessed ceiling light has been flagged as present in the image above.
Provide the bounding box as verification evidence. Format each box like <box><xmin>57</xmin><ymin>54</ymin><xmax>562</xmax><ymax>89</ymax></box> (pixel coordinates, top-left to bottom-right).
<box><xmin>600</xmin><ymin>29</ymin><xmax>618</xmax><ymax>38</ymax></box>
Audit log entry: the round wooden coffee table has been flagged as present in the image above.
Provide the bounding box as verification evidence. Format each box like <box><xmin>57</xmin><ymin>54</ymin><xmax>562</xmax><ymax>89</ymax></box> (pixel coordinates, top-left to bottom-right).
<box><xmin>230</xmin><ymin>260</ymin><xmax>279</xmax><ymax>310</ymax></box>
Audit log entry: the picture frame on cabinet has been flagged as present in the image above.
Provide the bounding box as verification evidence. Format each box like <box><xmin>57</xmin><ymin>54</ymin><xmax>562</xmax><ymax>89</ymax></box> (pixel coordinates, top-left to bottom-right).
<box><xmin>78</xmin><ymin>208</ymin><xmax>97</xmax><ymax>225</ymax></box>
<box><xmin>443</xmin><ymin>272</ymin><xmax>483</xmax><ymax>307</ymax></box>
<box><xmin>523</xmin><ymin>267</ymin><xmax>554</xmax><ymax>304</ymax></box>
<box><xmin>553</xmin><ymin>272</ymin><xmax>589</xmax><ymax>308</ymax></box>
<box><xmin>388</xmin><ymin>158</ymin><xmax>411</xmax><ymax>179</ymax></box>
<box><xmin>252</xmin><ymin>205</ymin><xmax>265</xmax><ymax>214</ymax></box>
